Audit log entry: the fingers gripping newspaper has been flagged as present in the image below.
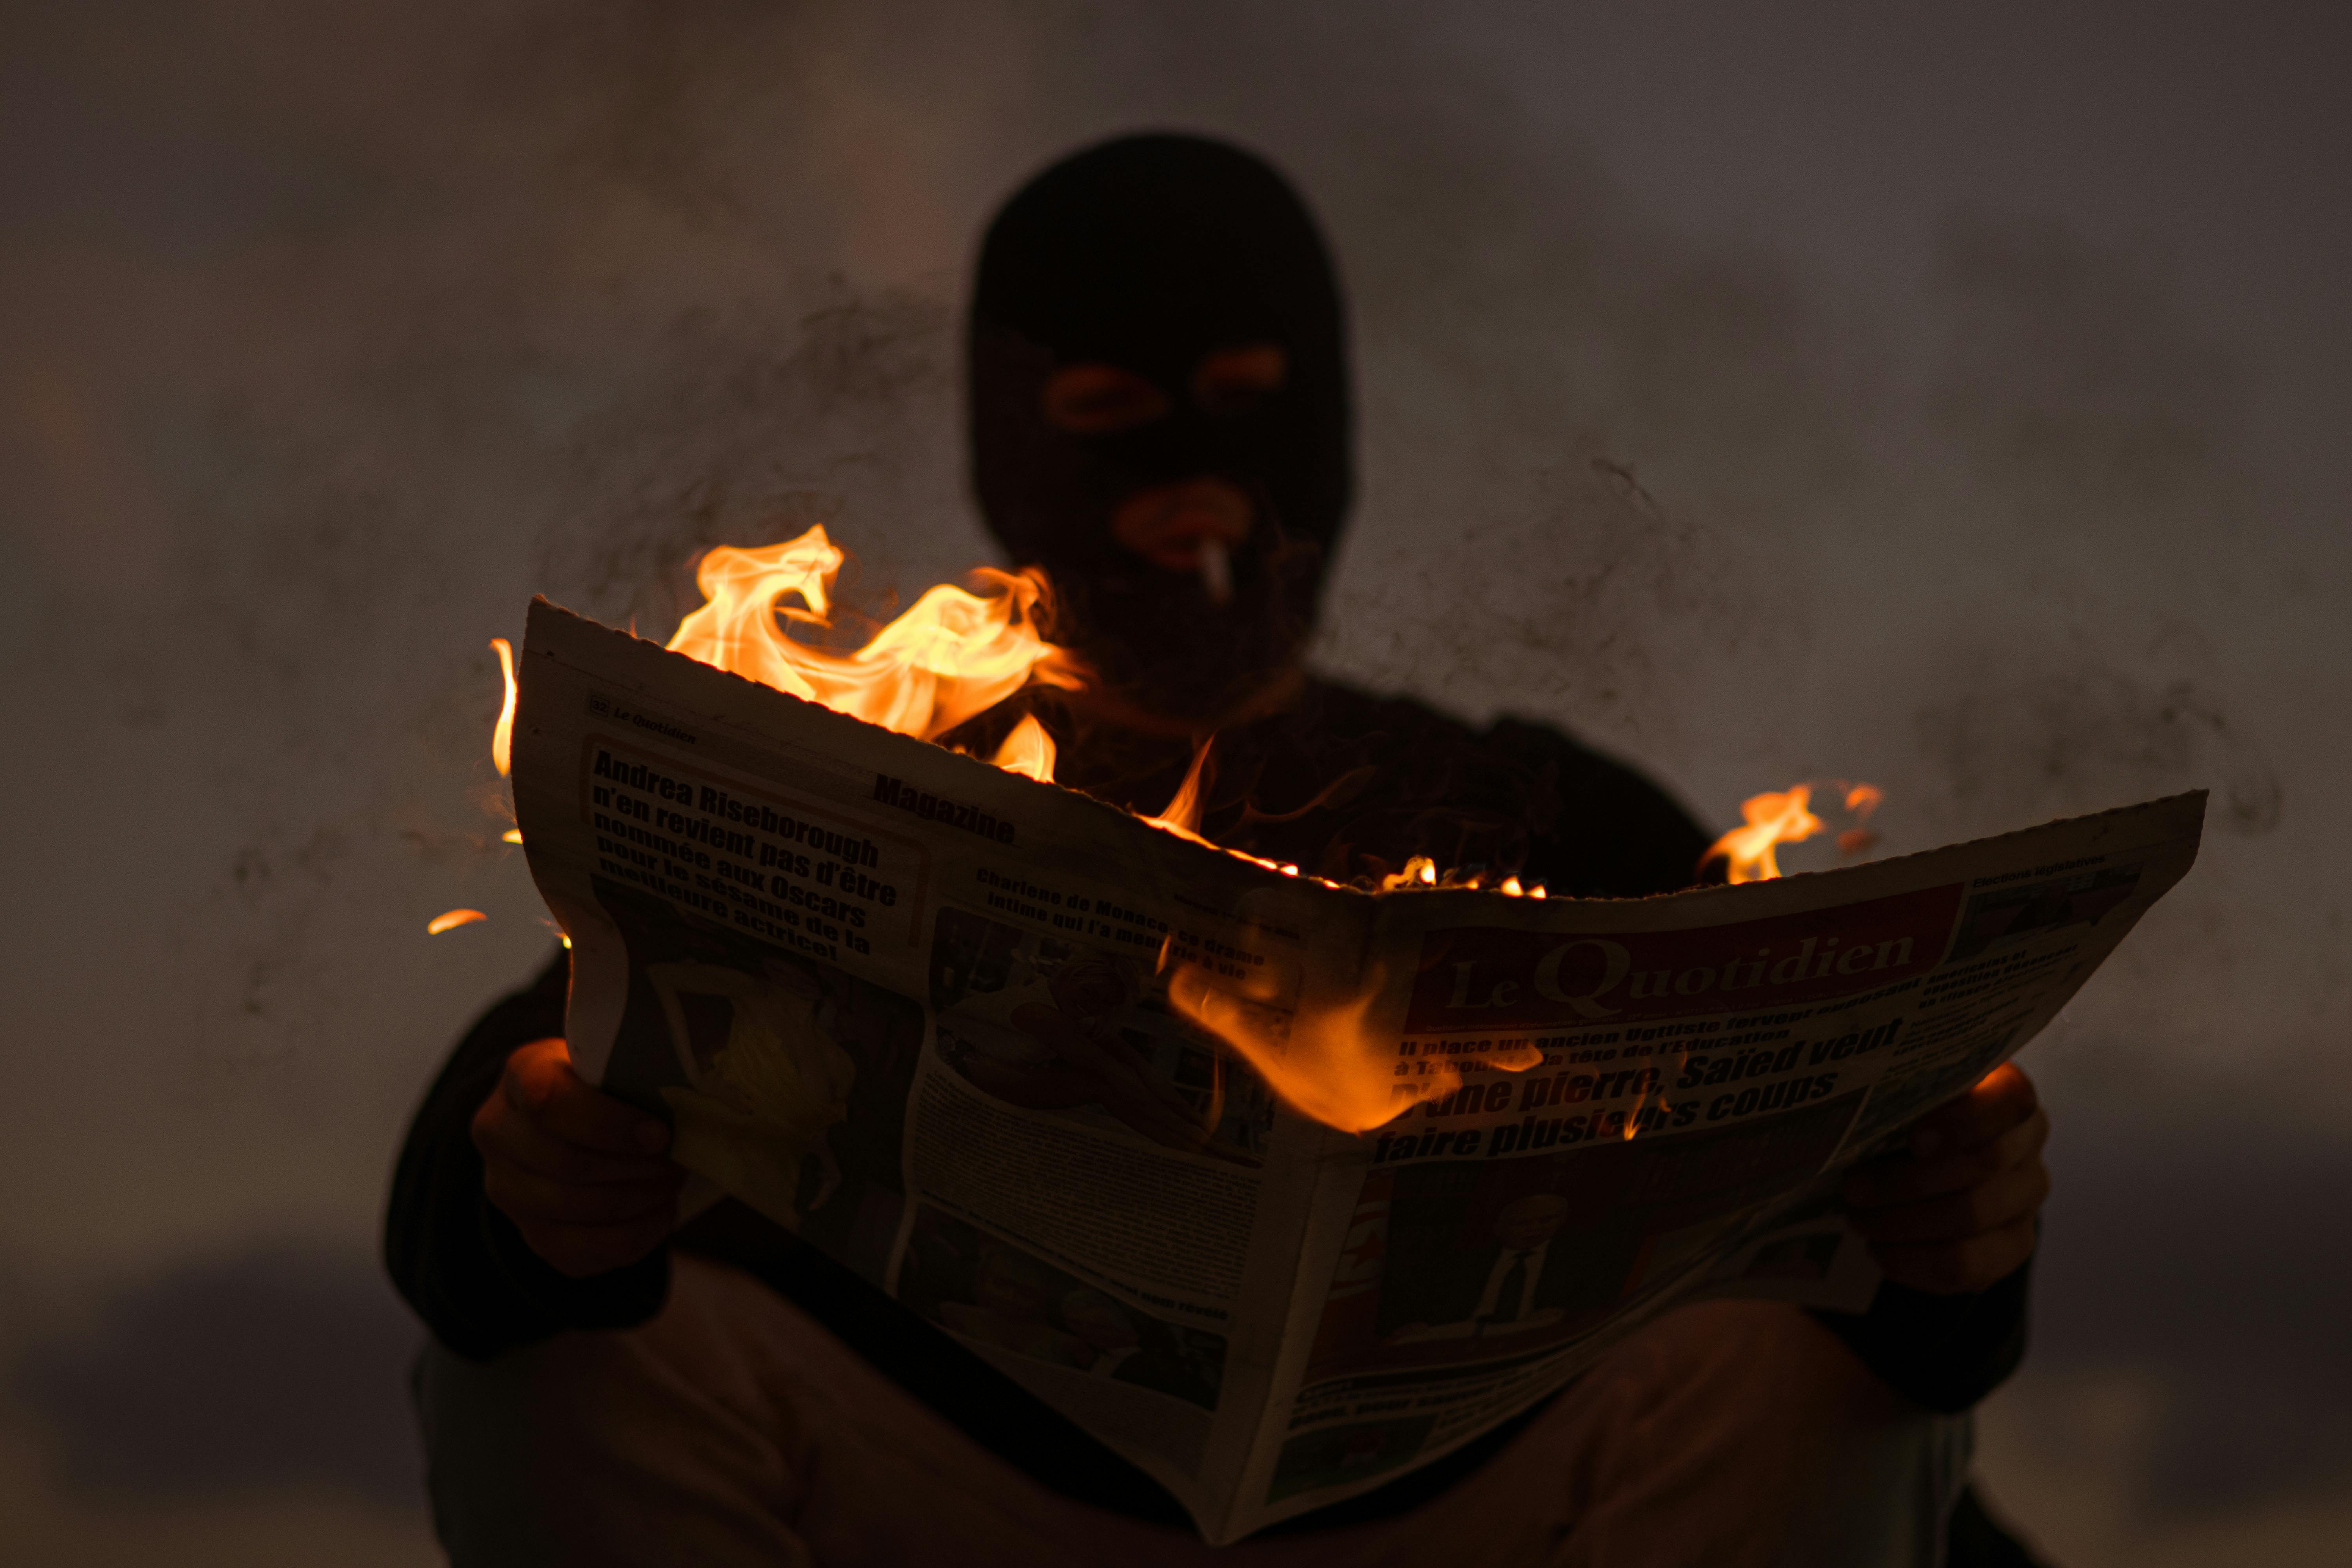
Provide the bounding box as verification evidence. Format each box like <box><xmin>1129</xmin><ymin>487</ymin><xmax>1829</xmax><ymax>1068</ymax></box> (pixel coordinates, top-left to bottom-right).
<box><xmin>511</xmin><ymin>600</ymin><xmax>2205</xmax><ymax>1544</ymax></box>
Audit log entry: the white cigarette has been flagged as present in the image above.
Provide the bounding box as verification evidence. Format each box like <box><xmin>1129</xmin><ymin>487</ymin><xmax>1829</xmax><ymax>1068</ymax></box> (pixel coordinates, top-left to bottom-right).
<box><xmin>1199</xmin><ymin>538</ymin><xmax>1232</xmax><ymax>604</ymax></box>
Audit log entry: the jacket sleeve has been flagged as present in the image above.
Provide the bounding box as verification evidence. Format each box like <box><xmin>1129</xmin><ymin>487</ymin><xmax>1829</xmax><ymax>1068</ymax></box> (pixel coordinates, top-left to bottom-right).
<box><xmin>383</xmin><ymin>949</ymin><xmax>670</xmax><ymax>1361</ymax></box>
<box><xmin>1811</xmin><ymin>1256</ymin><xmax>2033</xmax><ymax>1412</ymax></box>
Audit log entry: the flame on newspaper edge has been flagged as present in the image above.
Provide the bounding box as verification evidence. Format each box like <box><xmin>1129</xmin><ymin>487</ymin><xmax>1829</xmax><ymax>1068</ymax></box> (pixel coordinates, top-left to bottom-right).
<box><xmin>490</xmin><ymin>638</ymin><xmax>518</xmax><ymax>777</ymax></box>
<box><xmin>664</xmin><ymin>525</ymin><xmax>1083</xmax><ymax>764</ymax></box>
<box><xmin>1158</xmin><ymin>954</ymin><xmax>1546</xmax><ymax>1135</ymax></box>
<box><xmin>1704</xmin><ymin>780</ymin><xmax>1884</xmax><ymax>885</ymax></box>
<box><xmin>464</xmin><ymin>526</ymin><xmax>1889</xmax><ymax>1139</ymax></box>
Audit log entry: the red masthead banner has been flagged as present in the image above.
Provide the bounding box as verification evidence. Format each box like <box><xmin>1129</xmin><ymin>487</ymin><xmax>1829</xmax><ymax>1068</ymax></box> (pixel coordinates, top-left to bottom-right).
<box><xmin>1402</xmin><ymin>884</ymin><xmax>1964</xmax><ymax>1034</ymax></box>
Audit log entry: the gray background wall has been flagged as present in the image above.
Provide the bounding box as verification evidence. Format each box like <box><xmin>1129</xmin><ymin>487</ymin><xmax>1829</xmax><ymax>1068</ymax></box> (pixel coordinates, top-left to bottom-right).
<box><xmin>2</xmin><ymin>2</ymin><xmax>2344</xmax><ymax>1562</ymax></box>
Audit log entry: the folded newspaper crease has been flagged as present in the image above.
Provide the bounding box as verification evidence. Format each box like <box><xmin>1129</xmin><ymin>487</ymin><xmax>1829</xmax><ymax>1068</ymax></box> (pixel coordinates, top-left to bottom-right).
<box><xmin>511</xmin><ymin>597</ymin><xmax>2205</xmax><ymax>1543</ymax></box>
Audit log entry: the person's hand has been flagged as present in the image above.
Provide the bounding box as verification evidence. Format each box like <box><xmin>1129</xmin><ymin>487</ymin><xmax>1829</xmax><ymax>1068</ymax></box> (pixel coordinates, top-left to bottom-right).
<box><xmin>1842</xmin><ymin>1063</ymin><xmax>2049</xmax><ymax>1294</ymax></box>
<box><xmin>471</xmin><ymin>1037</ymin><xmax>684</xmax><ymax>1278</ymax></box>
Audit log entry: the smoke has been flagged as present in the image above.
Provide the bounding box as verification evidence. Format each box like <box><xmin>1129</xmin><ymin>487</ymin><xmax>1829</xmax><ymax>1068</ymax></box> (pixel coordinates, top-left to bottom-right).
<box><xmin>1323</xmin><ymin>455</ymin><xmax>1787</xmax><ymax>764</ymax></box>
<box><xmin>1916</xmin><ymin>649</ymin><xmax>2284</xmax><ymax>838</ymax></box>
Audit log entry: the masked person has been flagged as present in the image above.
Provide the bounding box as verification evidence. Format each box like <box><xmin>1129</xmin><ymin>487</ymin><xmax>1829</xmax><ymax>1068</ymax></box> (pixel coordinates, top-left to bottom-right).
<box><xmin>390</xmin><ymin>135</ymin><xmax>2050</xmax><ymax>1567</ymax></box>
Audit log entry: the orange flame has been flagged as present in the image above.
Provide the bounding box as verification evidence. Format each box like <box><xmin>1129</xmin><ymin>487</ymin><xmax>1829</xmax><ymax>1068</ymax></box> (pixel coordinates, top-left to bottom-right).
<box><xmin>1837</xmin><ymin>782</ymin><xmax>1884</xmax><ymax>855</ymax></box>
<box><xmin>1705</xmin><ymin>780</ymin><xmax>1885</xmax><ymax>883</ymax></box>
<box><xmin>427</xmin><ymin>908</ymin><xmax>488</xmax><ymax>935</ymax></box>
<box><xmin>1622</xmin><ymin>1073</ymin><xmax>1663</xmax><ymax>1141</ymax></box>
<box><xmin>1163</xmin><ymin>961</ymin><xmax>1542</xmax><ymax>1134</ymax></box>
<box><xmin>664</xmin><ymin>526</ymin><xmax>1081</xmax><ymax>771</ymax></box>
<box><xmin>1160</xmin><ymin>847</ymin><xmax>1557</xmax><ymax>1131</ymax></box>
<box><xmin>1131</xmin><ymin>740</ymin><xmax>1316</xmax><ymax>888</ymax></box>
<box><xmin>1377</xmin><ymin>856</ymin><xmax>1440</xmax><ymax>891</ymax></box>
<box><xmin>511</xmin><ymin>523</ymin><xmax>1906</xmax><ymax>1135</ymax></box>
<box><xmin>991</xmin><ymin>714</ymin><xmax>1057</xmax><ymax>783</ymax></box>
<box><xmin>1140</xmin><ymin>739</ymin><xmax>1216</xmax><ymax>845</ymax></box>
<box><xmin>490</xmin><ymin>637</ymin><xmax>517</xmax><ymax>777</ymax></box>
<box><xmin>1363</xmin><ymin>857</ymin><xmax>1550</xmax><ymax>896</ymax></box>
<box><xmin>1706</xmin><ymin>786</ymin><xmax>1823</xmax><ymax>883</ymax></box>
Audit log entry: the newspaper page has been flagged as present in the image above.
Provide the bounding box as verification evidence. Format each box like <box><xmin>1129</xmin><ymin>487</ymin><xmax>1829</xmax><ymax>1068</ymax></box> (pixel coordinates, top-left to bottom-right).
<box><xmin>507</xmin><ymin>598</ymin><xmax>2205</xmax><ymax>1544</ymax></box>
<box><xmin>510</xmin><ymin>600</ymin><xmax>1377</xmax><ymax>1535</ymax></box>
<box><xmin>1230</xmin><ymin>791</ymin><xmax>2201</xmax><ymax>1534</ymax></box>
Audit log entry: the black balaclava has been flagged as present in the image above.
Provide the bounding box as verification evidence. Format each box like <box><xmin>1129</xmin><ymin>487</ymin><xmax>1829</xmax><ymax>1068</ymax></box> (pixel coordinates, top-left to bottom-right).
<box><xmin>970</xmin><ymin>134</ymin><xmax>1352</xmax><ymax>724</ymax></box>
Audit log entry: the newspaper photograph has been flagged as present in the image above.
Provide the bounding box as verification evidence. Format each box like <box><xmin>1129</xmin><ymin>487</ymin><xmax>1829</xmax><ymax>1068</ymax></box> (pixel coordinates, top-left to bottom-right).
<box><xmin>507</xmin><ymin>596</ymin><xmax>2205</xmax><ymax>1545</ymax></box>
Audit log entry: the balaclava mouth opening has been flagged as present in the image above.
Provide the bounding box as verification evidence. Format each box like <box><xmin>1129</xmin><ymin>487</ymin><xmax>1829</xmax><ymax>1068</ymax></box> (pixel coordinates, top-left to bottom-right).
<box><xmin>969</xmin><ymin>132</ymin><xmax>1354</xmax><ymax>725</ymax></box>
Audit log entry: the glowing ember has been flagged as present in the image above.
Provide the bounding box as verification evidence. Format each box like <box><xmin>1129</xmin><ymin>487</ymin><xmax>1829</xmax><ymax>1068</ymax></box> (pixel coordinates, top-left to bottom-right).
<box><xmin>664</xmin><ymin>526</ymin><xmax>1082</xmax><ymax>772</ymax></box>
<box><xmin>490</xmin><ymin>638</ymin><xmax>517</xmax><ymax>777</ymax></box>
<box><xmin>1377</xmin><ymin>856</ymin><xmax>1441</xmax><ymax>891</ymax></box>
<box><xmin>1362</xmin><ymin>857</ymin><xmax>1550</xmax><ymax>896</ymax></box>
<box><xmin>501</xmin><ymin>828</ymin><xmax>524</xmax><ymax>844</ymax></box>
<box><xmin>427</xmin><ymin>908</ymin><xmax>488</xmax><ymax>935</ymax></box>
<box><xmin>1705</xmin><ymin>780</ymin><xmax>1885</xmax><ymax>883</ymax></box>
<box><xmin>1837</xmin><ymin>783</ymin><xmax>1885</xmax><ymax>855</ymax></box>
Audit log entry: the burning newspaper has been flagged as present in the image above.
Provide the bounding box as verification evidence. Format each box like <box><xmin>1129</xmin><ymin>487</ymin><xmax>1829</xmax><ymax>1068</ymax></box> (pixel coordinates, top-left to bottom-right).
<box><xmin>508</xmin><ymin>593</ymin><xmax>2202</xmax><ymax>1544</ymax></box>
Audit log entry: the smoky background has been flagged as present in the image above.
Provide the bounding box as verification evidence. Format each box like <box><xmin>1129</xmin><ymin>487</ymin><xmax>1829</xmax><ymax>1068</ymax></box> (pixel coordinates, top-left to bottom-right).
<box><xmin>0</xmin><ymin>2</ymin><xmax>2344</xmax><ymax>1562</ymax></box>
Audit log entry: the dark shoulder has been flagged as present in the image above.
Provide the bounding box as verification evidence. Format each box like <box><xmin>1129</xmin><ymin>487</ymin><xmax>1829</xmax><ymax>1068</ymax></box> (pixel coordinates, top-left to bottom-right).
<box><xmin>1221</xmin><ymin>679</ymin><xmax>1713</xmax><ymax>898</ymax></box>
<box><xmin>1275</xmin><ymin>679</ymin><xmax>1485</xmax><ymax>759</ymax></box>
<box><xmin>1478</xmin><ymin>713</ymin><xmax>1715</xmax><ymax>899</ymax></box>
